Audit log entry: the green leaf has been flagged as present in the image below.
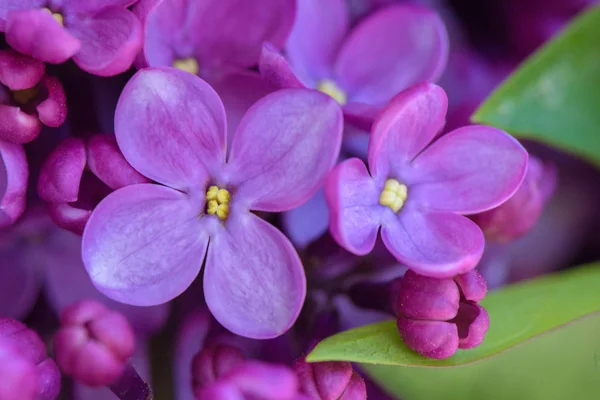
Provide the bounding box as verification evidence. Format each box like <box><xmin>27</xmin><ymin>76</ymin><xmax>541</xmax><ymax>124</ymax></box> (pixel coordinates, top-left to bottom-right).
<box><xmin>472</xmin><ymin>6</ymin><xmax>600</xmax><ymax>168</ymax></box>
<box><xmin>306</xmin><ymin>263</ymin><xmax>600</xmax><ymax>366</ymax></box>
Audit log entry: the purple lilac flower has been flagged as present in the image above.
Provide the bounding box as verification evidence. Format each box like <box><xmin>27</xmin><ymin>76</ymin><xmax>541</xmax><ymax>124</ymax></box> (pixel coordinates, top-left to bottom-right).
<box><xmin>133</xmin><ymin>0</ymin><xmax>296</xmax><ymax>77</ymax></box>
<box><xmin>0</xmin><ymin>0</ymin><xmax>142</xmax><ymax>76</ymax></box>
<box><xmin>325</xmin><ymin>83</ymin><xmax>528</xmax><ymax>277</ymax></box>
<box><xmin>0</xmin><ymin>139</ymin><xmax>28</xmax><ymax>228</ymax></box>
<box><xmin>293</xmin><ymin>356</ymin><xmax>367</xmax><ymax>400</ymax></box>
<box><xmin>0</xmin><ymin>317</ymin><xmax>61</xmax><ymax>399</ymax></box>
<box><xmin>396</xmin><ymin>269</ymin><xmax>489</xmax><ymax>359</ymax></box>
<box><xmin>81</xmin><ymin>68</ymin><xmax>343</xmax><ymax>339</ymax></box>
<box><xmin>0</xmin><ymin>49</ymin><xmax>67</xmax><ymax>144</ymax></box>
<box><xmin>260</xmin><ymin>0</ymin><xmax>449</xmax><ymax>128</ymax></box>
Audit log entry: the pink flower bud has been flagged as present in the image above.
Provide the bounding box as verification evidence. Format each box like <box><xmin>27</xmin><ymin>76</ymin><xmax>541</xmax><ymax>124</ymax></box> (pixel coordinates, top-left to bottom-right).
<box><xmin>293</xmin><ymin>356</ymin><xmax>366</xmax><ymax>400</ymax></box>
<box><xmin>192</xmin><ymin>344</ymin><xmax>246</xmax><ymax>391</ymax></box>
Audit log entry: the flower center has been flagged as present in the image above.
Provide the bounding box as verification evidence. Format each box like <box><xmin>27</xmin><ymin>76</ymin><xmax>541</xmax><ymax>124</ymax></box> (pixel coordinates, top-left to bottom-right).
<box><xmin>42</xmin><ymin>8</ymin><xmax>64</xmax><ymax>26</ymax></box>
<box><xmin>172</xmin><ymin>57</ymin><xmax>199</xmax><ymax>75</ymax></box>
<box><xmin>379</xmin><ymin>179</ymin><xmax>408</xmax><ymax>213</ymax></box>
<box><xmin>205</xmin><ymin>185</ymin><xmax>231</xmax><ymax>221</ymax></box>
<box><xmin>316</xmin><ymin>79</ymin><xmax>347</xmax><ymax>105</ymax></box>
<box><xmin>11</xmin><ymin>87</ymin><xmax>38</xmax><ymax>106</ymax></box>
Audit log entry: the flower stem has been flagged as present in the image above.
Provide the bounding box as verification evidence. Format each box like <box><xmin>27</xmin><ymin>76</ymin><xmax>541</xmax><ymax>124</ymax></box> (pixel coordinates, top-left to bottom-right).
<box><xmin>108</xmin><ymin>363</ymin><xmax>153</xmax><ymax>400</ymax></box>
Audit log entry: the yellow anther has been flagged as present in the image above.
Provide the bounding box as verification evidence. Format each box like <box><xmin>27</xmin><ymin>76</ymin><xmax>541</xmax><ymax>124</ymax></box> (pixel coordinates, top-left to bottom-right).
<box><xmin>205</xmin><ymin>186</ymin><xmax>231</xmax><ymax>221</ymax></box>
<box><xmin>42</xmin><ymin>8</ymin><xmax>64</xmax><ymax>26</ymax></box>
<box><xmin>379</xmin><ymin>178</ymin><xmax>408</xmax><ymax>213</ymax></box>
<box><xmin>316</xmin><ymin>79</ymin><xmax>347</xmax><ymax>105</ymax></box>
<box><xmin>11</xmin><ymin>87</ymin><xmax>38</xmax><ymax>105</ymax></box>
<box><xmin>172</xmin><ymin>57</ymin><xmax>199</xmax><ymax>75</ymax></box>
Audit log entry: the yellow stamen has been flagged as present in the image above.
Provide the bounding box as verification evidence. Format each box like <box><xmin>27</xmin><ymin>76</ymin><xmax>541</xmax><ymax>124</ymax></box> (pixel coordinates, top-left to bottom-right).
<box><xmin>11</xmin><ymin>87</ymin><xmax>38</xmax><ymax>105</ymax></box>
<box><xmin>379</xmin><ymin>179</ymin><xmax>408</xmax><ymax>213</ymax></box>
<box><xmin>172</xmin><ymin>57</ymin><xmax>199</xmax><ymax>75</ymax></box>
<box><xmin>316</xmin><ymin>79</ymin><xmax>347</xmax><ymax>105</ymax></box>
<box><xmin>205</xmin><ymin>185</ymin><xmax>231</xmax><ymax>221</ymax></box>
<box><xmin>42</xmin><ymin>8</ymin><xmax>64</xmax><ymax>26</ymax></box>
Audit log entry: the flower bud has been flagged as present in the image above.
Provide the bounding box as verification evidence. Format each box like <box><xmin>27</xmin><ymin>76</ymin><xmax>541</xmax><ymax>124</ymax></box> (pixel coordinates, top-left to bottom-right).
<box><xmin>395</xmin><ymin>269</ymin><xmax>489</xmax><ymax>359</ymax></box>
<box><xmin>0</xmin><ymin>140</ymin><xmax>28</xmax><ymax>228</ymax></box>
<box><xmin>0</xmin><ymin>338</ymin><xmax>38</xmax><ymax>400</ymax></box>
<box><xmin>293</xmin><ymin>356</ymin><xmax>366</xmax><ymax>400</ymax></box>
<box><xmin>192</xmin><ymin>344</ymin><xmax>245</xmax><ymax>391</ymax></box>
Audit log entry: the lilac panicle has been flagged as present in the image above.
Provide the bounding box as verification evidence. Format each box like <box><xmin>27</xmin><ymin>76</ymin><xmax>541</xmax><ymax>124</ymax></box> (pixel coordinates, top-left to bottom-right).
<box><xmin>0</xmin><ymin>318</ymin><xmax>61</xmax><ymax>399</ymax></box>
<box><xmin>81</xmin><ymin>68</ymin><xmax>343</xmax><ymax>339</ymax></box>
<box><xmin>133</xmin><ymin>0</ymin><xmax>296</xmax><ymax>77</ymax></box>
<box><xmin>0</xmin><ymin>139</ymin><xmax>28</xmax><ymax>228</ymax></box>
<box><xmin>0</xmin><ymin>49</ymin><xmax>67</xmax><ymax>144</ymax></box>
<box><xmin>0</xmin><ymin>0</ymin><xmax>142</xmax><ymax>76</ymax></box>
<box><xmin>395</xmin><ymin>269</ymin><xmax>489</xmax><ymax>359</ymax></box>
<box><xmin>293</xmin><ymin>356</ymin><xmax>367</xmax><ymax>400</ymax></box>
<box><xmin>324</xmin><ymin>83</ymin><xmax>528</xmax><ymax>278</ymax></box>
<box><xmin>260</xmin><ymin>0</ymin><xmax>449</xmax><ymax>128</ymax></box>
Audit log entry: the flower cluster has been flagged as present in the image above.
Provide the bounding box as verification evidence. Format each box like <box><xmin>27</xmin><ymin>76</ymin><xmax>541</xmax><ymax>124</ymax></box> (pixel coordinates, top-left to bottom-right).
<box><xmin>0</xmin><ymin>0</ymin><xmax>590</xmax><ymax>398</ymax></box>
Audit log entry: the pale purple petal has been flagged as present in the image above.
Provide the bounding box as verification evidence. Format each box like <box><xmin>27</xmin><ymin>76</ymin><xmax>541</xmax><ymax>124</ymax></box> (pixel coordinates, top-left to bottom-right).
<box><xmin>204</xmin><ymin>211</ymin><xmax>305</xmax><ymax>339</ymax></box>
<box><xmin>227</xmin><ymin>89</ymin><xmax>343</xmax><ymax>212</ymax></box>
<box><xmin>0</xmin><ymin>140</ymin><xmax>28</xmax><ymax>228</ymax></box>
<box><xmin>82</xmin><ymin>184</ymin><xmax>209</xmax><ymax>306</ymax></box>
<box><xmin>115</xmin><ymin>68</ymin><xmax>226</xmax><ymax>190</ymax></box>
<box><xmin>335</xmin><ymin>5</ymin><xmax>449</xmax><ymax>105</ymax></box>
<box><xmin>62</xmin><ymin>0</ymin><xmax>138</xmax><ymax>13</ymax></box>
<box><xmin>0</xmin><ymin>49</ymin><xmax>44</xmax><ymax>90</ymax></box>
<box><xmin>5</xmin><ymin>9</ymin><xmax>80</xmax><ymax>64</ymax></box>
<box><xmin>286</xmin><ymin>0</ymin><xmax>349</xmax><ymax>83</ymax></box>
<box><xmin>381</xmin><ymin>211</ymin><xmax>484</xmax><ymax>278</ymax></box>
<box><xmin>69</xmin><ymin>7</ymin><xmax>142</xmax><ymax>77</ymax></box>
<box><xmin>0</xmin><ymin>0</ymin><xmax>45</xmax><ymax>26</ymax></box>
<box><xmin>368</xmin><ymin>83</ymin><xmax>447</xmax><ymax>179</ymax></box>
<box><xmin>36</xmin><ymin>76</ymin><xmax>67</xmax><ymax>128</ymax></box>
<box><xmin>324</xmin><ymin>158</ymin><xmax>381</xmax><ymax>255</ymax></box>
<box><xmin>175</xmin><ymin>310</ymin><xmax>211</xmax><ymax>400</ymax></box>
<box><xmin>410</xmin><ymin>125</ymin><xmax>528</xmax><ymax>214</ymax></box>
<box><xmin>37</xmin><ymin>137</ymin><xmax>86</xmax><ymax>204</ymax></box>
<box><xmin>133</xmin><ymin>0</ymin><xmax>175</xmax><ymax>68</ymax></box>
<box><xmin>282</xmin><ymin>189</ymin><xmax>329</xmax><ymax>249</ymax></box>
<box><xmin>259</xmin><ymin>44</ymin><xmax>306</xmax><ymax>89</ymax></box>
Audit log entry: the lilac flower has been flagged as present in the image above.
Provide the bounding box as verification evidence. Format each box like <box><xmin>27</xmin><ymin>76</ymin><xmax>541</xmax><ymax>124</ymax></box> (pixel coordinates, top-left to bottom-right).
<box><xmin>395</xmin><ymin>269</ymin><xmax>489</xmax><ymax>359</ymax></box>
<box><xmin>473</xmin><ymin>156</ymin><xmax>557</xmax><ymax>243</ymax></box>
<box><xmin>0</xmin><ymin>0</ymin><xmax>142</xmax><ymax>76</ymax></box>
<box><xmin>0</xmin><ymin>318</ymin><xmax>61</xmax><ymax>399</ymax></box>
<box><xmin>325</xmin><ymin>83</ymin><xmax>528</xmax><ymax>277</ymax></box>
<box><xmin>293</xmin><ymin>356</ymin><xmax>367</xmax><ymax>400</ymax></box>
<box><xmin>0</xmin><ymin>139</ymin><xmax>28</xmax><ymax>228</ymax></box>
<box><xmin>0</xmin><ymin>337</ymin><xmax>39</xmax><ymax>400</ymax></box>
<box><xmin>81</xmin><ymin>68</ymin><xmax>343</xmax><ymax>338</ymax></box>
<box><xmin>260</xmin><ymin>0</ymin><xmax>448</xmax><ymax>128</ymax></box>
<box><xmin>133</xmin><ymin>0</ymin><xmax>296</xmax><ymax>77</ymax></box>
<box><xmin>0</xmin><ymin>50</ymin><xmax>67</xmax><ymax>144</ymax></box>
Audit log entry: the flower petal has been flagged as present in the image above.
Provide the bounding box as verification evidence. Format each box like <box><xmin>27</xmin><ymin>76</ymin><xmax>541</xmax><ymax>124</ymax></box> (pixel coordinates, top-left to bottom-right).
<box><xmin>0</xmin><ymin>49</ymin><xmax>44</xmax><ymax>90</ymax></box>
<box><xmin>36</xmin><ymin>76</ymin><xmax>67</xmax><ymax>128</ymax></box>
<box><xmin>0</xmin><ymin>241</ymin><xmax>41</xmax><ymax>319</ymax></box>
<box><xmin>381</xmin><ymin>211</ymin><xmax>484</xmax><ymax>278</ymax></box>
<box><xmin>286</xmin><ymin>0</ymin><xmax>349</xmax><ymax>83</ymax></box>
<box><xmin>62</xmin><ymin>0</ymin><xmax>138</xmax><ymax>13</ymax></box>
<box><xmin>324</xmin><ymin>158</ymin><xmax>382</xmax><ymax>256</ymax></box>
<box><xmin>225</xmin><ymin>361</ymin><xmax>300</xmax><ymax>399</ymax></box>
<box><xmin>115</xmin><ymin>68</ymin><xmax>226</xmax><ymax>190</ymax></box>
<box><xmin>0</xmin><ymin>105</ymin><xmax>42</xmax><ymax>144</ymax></box>
<box><xmin>82</xmin><ymin>184</ymin><xmax>208</xmax><ymax>306</ymax></box>
<box><xmin>258</xmin><ymin>44</ymin><xmax>306</xmax><ymax>89</ymax></box>
<box><xmin>410</xmin><ymin>125</ymin><xmax>528</xmax><ymax>214</ymax></box>
<box><xmin>69</xmin><ymin>7</ymin><xmax>142</xmax><ymax>77</ymax></box>
<box><xmin>0</xmin><ymin>140</ymin><xmax>28</xmax><ymax>228</ymax></box>
<box><xmin>0</xmin><ymin>0</ymin><xmax>45</xmax><ymax>26</ymax></box>
<box><xmin>5</xmin><ymin>9</ymin><xmax>80</xmax><ymax>64</ymax></box>
<box><xmin>368</xmin><ymin>83</ymin><xmax>447</xmax><ymax>180</ymax></box>
<box><xmin>396</xmin><ymin>318</ymin><xmax>458</xmax><ymax>359</ymax></box>
<box><xmin>335</xmin><ymin>5</ymin><xmax>449</xmax><ymax>105</ymax></box>
<box><xmin>227</xmin><ymin>89</ymin><xmax>342</xmax><ymax>212</ymax></box>
<box><xmin>37</xmin><ymin>137</ymin><xmax>86</xmax><ymax>204</ymax></box>
<box><xmin>204</xmin><ymin>211</ymin><xmax>306</xmax><ymax>339</ymax></box>
<box><xmin>47</xmin><ymin>202</ymin><xmax>91</xmax><ymax>236</ymax></box>
<box><xmin>455</xmin><ymin>303</ymin><xmax>489</xmax><ymax>349</ymax></box>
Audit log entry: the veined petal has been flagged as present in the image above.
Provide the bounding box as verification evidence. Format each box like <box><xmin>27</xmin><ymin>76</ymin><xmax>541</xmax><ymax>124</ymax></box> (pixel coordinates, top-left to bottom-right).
<box><xmin>204</xmin><ymin>211</ymin><xmax>306</xmax><ymax>339</ymax></box>
<box><xmin>410</xmin><ymin>125</ymin><xmax>528</xmax><ymax>214</ymax></box>
<box><xmin>5</xmin><ymin>9</ymin><xmax>80</xmax><ymax>64</ymax></box>
<box><xmin>286</xmin><ymin>0</ymin><xmax>349</xmax><ymax>83</ymax></box>
<box><xmin>368</xmin><ymin>83</ymin><xmax>447</xmax><ymax>180</ymax></box>
<box><xmin>0</xmin><ymin>140</ymin><xmax>28</xmax><ymax>228</ymax></box>
<box><xmin>227</xmin><ymin>89</ymin><xmax>342</xmax><ymax>212</ymax></box>
<box><xmin>82</xmin><ymin>184</ymin><xmax>208</xmax><ymax>306</ymax></box>
<box><xmin>335</xmin><ymin>5</ymin><xmax>449</xmax><ymax>105</ymax></box>
<box><xmin>259</xmin><ymin>44</ymin><xmax>306</xmax><ymax>89</ymax></box>
<box><xmin>324</xmin><ymin>158</ymin><xmax>382</xmax><ymax>256</ymax></box>
<box><xmin>381</xmin><ymin>210</ymin><xmax>484</xmax><ymax>278</ymax></box>
<box><xmin>115</xmin><ymin>68</ymin><xmax>226</xmax><ymax>190</ymax></box>
<box><xmin>69</xmin><ymin>7</ymin><xmax>142</xmax><ymax>77</ymax></box>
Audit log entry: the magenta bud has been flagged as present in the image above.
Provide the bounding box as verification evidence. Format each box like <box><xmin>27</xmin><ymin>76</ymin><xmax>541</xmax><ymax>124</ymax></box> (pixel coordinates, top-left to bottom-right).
<box><xmin>0</xmin><ymin>318</ymin><xmax>61</xmax><ymax>399</ymax></box>
<box><xmin>0</xmin><ymin>140</ymin><xmax>28</xmax><ymax>228</ymax></box>
<box><xmin>293</xmin><ymin>356</ymin><xmax>366</xmax><ymax>400</ymax></box>
<box><xmin>86</xmin><ymin>133</ymin><xmax>150</xmax><ymax>190</ymax></box>
<box><xmin>473</xmin><ymin>156</ymin><xmax>557</xmax><ymax>242</ymax></box>
<box><xmin>192</xmin><ymin>344</ymin><xmax>246</xmax><ymax>391</ymax></box>
<box><xmin>38</xmin><ymin>137</ymin><xmax>86</xmax><ymax>204</ymax></box>
<box><xmin>395</xmin><ymin>270</ymin><xmax>489</xmax><ymax>359</ymax></box>
<box><xmin>54</xmin><ymin>300</ymin><xmax>135</xmax><ymax>386</ymax></box>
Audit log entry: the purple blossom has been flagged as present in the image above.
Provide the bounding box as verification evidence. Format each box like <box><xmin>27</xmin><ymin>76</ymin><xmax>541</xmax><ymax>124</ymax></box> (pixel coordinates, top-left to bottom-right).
<box><xmin>81</xmin><ymin>68</ymin><xmax>343</xmax><ymax>338</ymax></box>
<box><xmin>325</xmin><ymin>83</ymin><xmax>528</xmax><ymax>277</ymax></box>
<box><xmin>0</xmin><ymin>337</ymin><xmax>39</xmax><ymax>400</ymax></box>
<box><xmin>396</xmin><ymin>269</ymin><xmax>489</xmax><ymax>359</ymax></box>
<box><xmin>133</xmin><ymin>0</ymin><xmax>296</xmax><ymax>77</ymax></box>
<box><xmin>0</xmin><ymin>139</ymin><xmax>28</xmax><ymax>228</ymax></box>
<box><xmin>260</xmin><ymin>0</ymin><xmax>449</xmax><ymax>128</ymax></box>
<box><xmin>0</xmin><ymin>49</ymin><xmax>67</xmax><ymax>144</ymax></box>
<box><xmin>0</xmin><ymin>0</ymin><xmax>142</xmax><ymax>76</ymax></box>
<box><xmin>293</xmin><ymin>356</ymin><xmax>367</xmax><ymax>400</ymax></box>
